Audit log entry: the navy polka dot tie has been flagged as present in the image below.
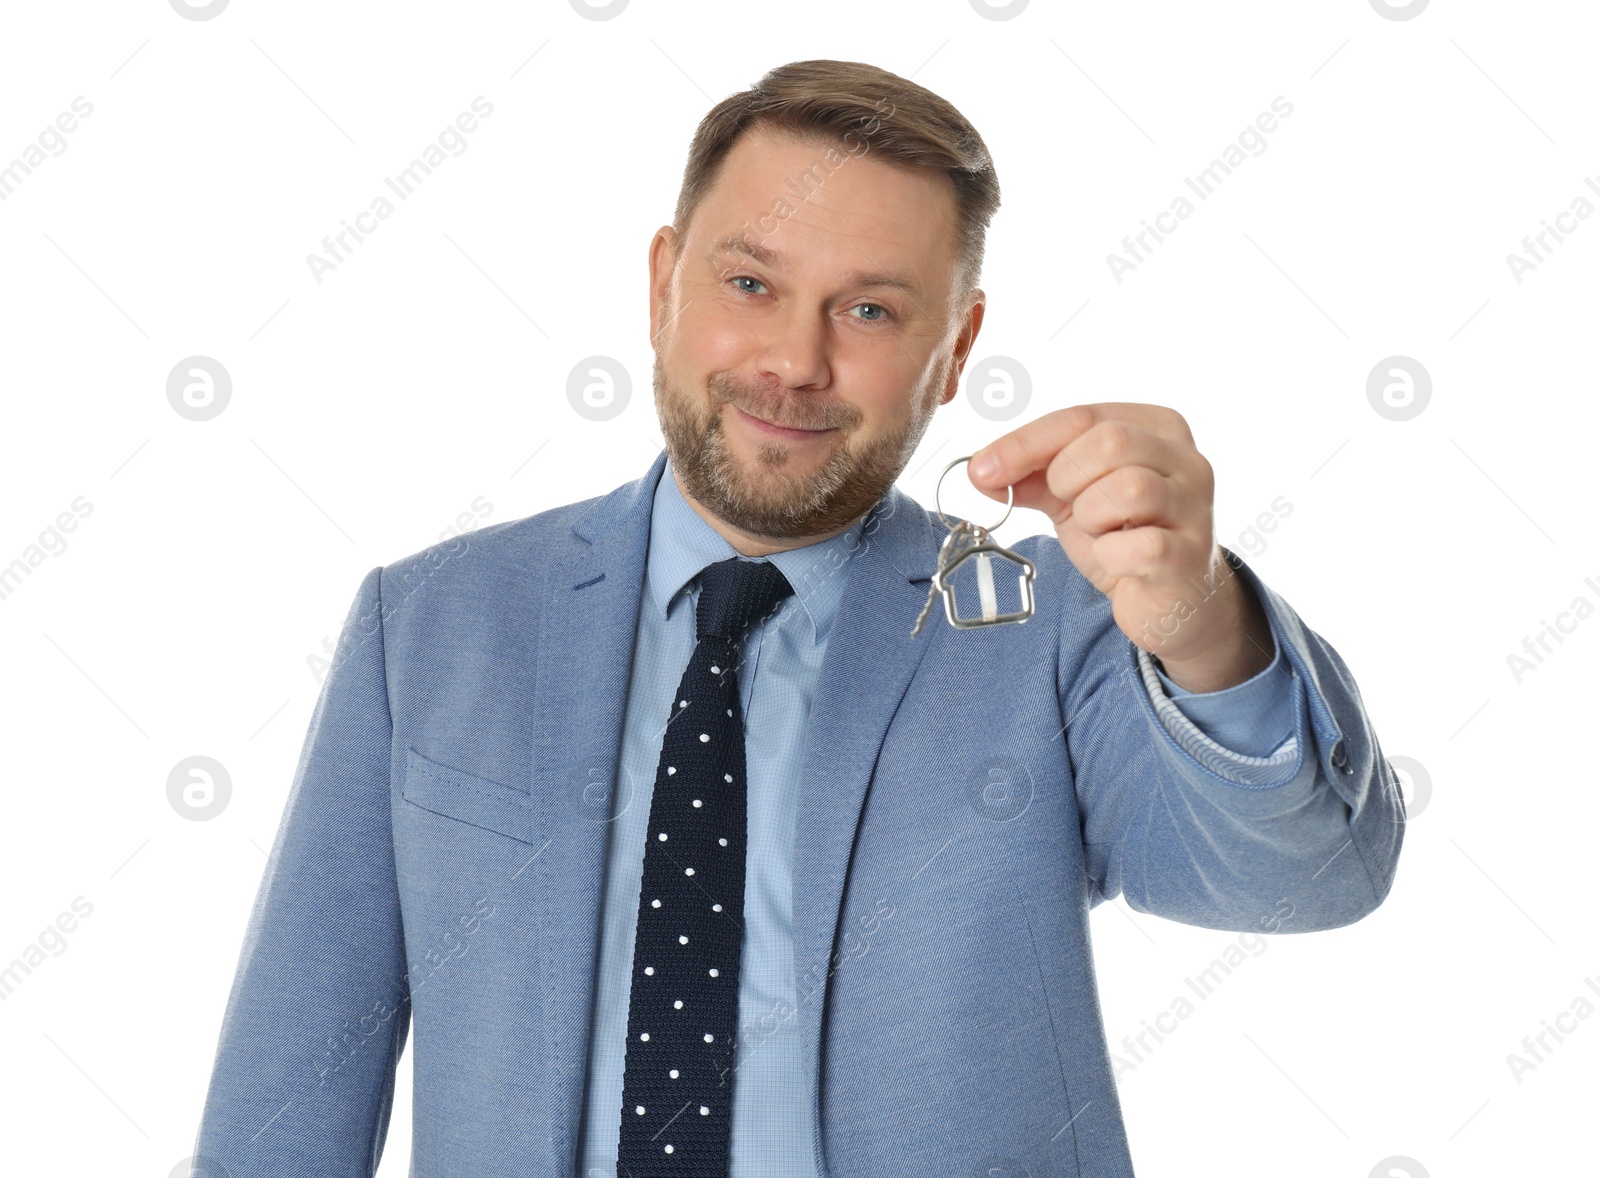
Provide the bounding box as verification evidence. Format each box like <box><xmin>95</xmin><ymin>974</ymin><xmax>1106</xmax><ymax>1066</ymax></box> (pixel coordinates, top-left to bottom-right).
<box><xmin>616</xmin><ymin>556</ymin><xmax>796</xmax><ymax>1176</ymax></box>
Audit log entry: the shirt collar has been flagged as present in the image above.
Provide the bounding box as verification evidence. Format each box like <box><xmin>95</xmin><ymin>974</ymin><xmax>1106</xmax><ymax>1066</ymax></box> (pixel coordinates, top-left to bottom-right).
<box><xmin>646</xmin><ymin>454</ymin><xmax>870</xmax><ymax>646</ymax></box>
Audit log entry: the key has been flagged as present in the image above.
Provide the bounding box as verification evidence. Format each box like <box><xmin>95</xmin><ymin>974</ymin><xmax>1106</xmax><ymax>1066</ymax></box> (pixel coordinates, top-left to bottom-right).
<box><xmin>910</xmin><ymin>455</ymin><xmax>1039</xmax><ymax>637</ymax></box>
<box><xmin>910</xmin><ymin>520</ymin><xmax>980</xmax><ymax>638</ymax></box>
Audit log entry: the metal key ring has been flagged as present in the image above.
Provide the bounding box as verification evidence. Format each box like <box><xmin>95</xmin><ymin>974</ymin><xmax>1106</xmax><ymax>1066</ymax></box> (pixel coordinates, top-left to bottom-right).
<box><xmin>933</xmin><ymin>454</ymin><xmax>1013</xmax><ymax>534</ymax></box>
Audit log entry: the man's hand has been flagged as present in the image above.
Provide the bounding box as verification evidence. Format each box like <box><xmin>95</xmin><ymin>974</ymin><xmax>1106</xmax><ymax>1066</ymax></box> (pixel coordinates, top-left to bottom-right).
<box><xmin>967</xmin><ymin>403</ymin><xmax>1273</xmax><ymax>693</ymax></box>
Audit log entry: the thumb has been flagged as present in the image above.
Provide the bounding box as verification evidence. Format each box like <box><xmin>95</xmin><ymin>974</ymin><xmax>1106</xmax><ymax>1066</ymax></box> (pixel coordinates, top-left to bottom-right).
<box><xmin>967</xmin><ymin>451</ymin><xmax>1068</xmax><ymax>524</ymax></box>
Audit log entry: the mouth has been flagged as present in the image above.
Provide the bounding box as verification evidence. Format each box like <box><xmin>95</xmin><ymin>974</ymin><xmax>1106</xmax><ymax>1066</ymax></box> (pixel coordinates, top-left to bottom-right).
<box><xmin>733</xmin><ymin>405</ymin><xmax>838</xmax><ymax>441</ymax></box>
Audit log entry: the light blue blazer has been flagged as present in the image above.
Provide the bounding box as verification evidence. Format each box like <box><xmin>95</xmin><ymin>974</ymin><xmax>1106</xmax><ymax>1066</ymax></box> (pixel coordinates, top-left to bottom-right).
<box><xmin>194</xmin><ymin>448</ymin><xmax>1405</xmax><ymax>1176</ymax></box>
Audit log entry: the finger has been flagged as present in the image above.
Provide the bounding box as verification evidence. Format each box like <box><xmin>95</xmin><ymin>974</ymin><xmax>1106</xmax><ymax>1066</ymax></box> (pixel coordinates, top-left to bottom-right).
<box><xmin>1054</xmin><ymin>508</ymin><xmax>1108</xmax><ymax>587</ymax></box>
<box><xmin>969</xmin><ymin>403</ymin><xmax>1185</xmax><ymax>490</ymax></box>
<box><xmin>1092</xmin><ymin>524</ymin><xmax>1195</xmax><ymax>583</ymax></box>
<box><xmin>969</xmin><ymin>405</ymin><xmax>1100</xmax><ymax>490</ymax></box>
<box><xmin>967</xmin><ymin>465</ymin><xmax>1066</xmax><ymax>523</ymax></box>
<box><xmin>1062</xmin><ymin>463</ymin><xmax>1174</xmax><ymax>538</ymax></box>
<box><xmin>1046</xmin><ymin>422</ymin><xmax>1183</xmax><ymax>514</ymax></box>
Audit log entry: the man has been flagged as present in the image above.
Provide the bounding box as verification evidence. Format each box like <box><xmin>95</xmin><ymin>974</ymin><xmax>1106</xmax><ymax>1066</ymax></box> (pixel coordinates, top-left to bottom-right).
<box><xmin>194</xmin><ymin>59</ymin><xmax>1404</xmax><ymax>1177</ymax></box>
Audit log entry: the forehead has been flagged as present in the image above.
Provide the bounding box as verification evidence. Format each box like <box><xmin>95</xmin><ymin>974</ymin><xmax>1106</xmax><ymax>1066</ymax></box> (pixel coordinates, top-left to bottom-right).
<box><xmin>690</xmin><ymin>126</ymin><xmax>959</xmax><ymax>301</ymax></box>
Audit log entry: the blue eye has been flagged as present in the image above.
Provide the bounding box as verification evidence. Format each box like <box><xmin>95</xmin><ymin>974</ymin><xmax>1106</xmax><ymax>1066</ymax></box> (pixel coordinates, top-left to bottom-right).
<box><xmin>727</xmin><ymin>276</ymin><xmax>894</xmax><ymax>323</ymax></box>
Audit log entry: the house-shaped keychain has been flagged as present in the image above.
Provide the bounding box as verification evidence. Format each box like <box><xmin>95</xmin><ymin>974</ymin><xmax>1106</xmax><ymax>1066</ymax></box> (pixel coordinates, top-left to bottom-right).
<box><xmin>936</xmin><ymin>539</ymin><xmax>1036</xmax><ymax>629</ymax></box>
<box><xmin>910</xmin><ymin>454</ymin><xmax>1041</xmax><ymax>638</ymax></box>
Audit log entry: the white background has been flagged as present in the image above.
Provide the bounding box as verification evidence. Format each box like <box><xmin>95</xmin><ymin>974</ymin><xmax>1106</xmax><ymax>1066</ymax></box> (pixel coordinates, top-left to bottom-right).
<box><xmin>0</xmin><ymin>1</ymin><xmax>1593</xmax><ymax>1175</ymax></box>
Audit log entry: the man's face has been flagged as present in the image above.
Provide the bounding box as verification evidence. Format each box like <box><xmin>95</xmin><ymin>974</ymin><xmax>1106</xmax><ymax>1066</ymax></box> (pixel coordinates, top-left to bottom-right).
<box><xmin>648</xmin><ymin>126</ymin><xmax>984</xmax><ymax>546</ymax></box>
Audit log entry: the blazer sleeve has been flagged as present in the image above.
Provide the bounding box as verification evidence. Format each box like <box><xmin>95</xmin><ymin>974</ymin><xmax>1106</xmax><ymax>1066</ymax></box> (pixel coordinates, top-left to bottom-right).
<box><xmin>192</xmin><ymin>565</ymin><xmax>410</xmax><ymax>1177</ymax></box>
<box><xmin>1063</xmin><ymin>546</ymin><xmax>1406</xmax><ymax>933</ymax></box>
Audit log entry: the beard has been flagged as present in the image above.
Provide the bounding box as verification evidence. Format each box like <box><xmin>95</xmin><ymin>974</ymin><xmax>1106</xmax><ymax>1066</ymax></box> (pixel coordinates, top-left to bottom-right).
<box><xmin>652</xmin><ymin>347</ymin><xmax>948</xmax><ymax>543</ymax></box>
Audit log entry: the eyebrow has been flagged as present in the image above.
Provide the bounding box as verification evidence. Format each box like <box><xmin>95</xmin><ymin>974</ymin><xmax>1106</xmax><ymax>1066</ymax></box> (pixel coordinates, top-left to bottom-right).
<box><xmin>709</xmin><ymin>233</ymin><xmax>927</xmax><ymax>304</ymax></box>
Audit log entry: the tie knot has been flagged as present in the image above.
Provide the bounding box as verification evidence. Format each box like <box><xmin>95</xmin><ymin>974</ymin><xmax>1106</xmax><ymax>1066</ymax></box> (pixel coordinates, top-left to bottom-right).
<box><xmin>694</xmin><ymin>556</ymin><xmax>795</xmax><ymax>642</ymax></box>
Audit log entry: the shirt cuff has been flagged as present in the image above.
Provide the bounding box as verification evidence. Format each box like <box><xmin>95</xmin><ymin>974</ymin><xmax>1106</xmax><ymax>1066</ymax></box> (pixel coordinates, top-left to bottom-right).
<box><xmin>1132</xmin><ymin>601</ymin><xmax>1302</xmax><ymax>787</ymax></box>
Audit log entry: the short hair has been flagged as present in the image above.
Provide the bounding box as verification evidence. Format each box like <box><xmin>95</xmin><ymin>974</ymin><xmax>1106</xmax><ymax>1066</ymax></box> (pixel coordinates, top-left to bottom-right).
<box><xmin>670</xmin><ymin>59</ymin><xmax>1001</xmax><ymax>307</ymax></box>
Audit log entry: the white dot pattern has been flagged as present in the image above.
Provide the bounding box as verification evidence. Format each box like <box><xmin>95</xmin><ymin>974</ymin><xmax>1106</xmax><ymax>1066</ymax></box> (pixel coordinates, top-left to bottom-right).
<box><xmin>617</xmin><ymin>556</ymin><xmax>795</xmax><ymax>1173</ymax></box>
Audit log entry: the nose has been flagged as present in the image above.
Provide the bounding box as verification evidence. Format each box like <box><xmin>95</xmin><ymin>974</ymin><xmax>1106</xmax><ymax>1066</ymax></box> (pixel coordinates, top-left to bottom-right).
<box><xmin>755</xmin><ymin>302</ymin><xmax>831</xmax><ymax>394</ymax></box>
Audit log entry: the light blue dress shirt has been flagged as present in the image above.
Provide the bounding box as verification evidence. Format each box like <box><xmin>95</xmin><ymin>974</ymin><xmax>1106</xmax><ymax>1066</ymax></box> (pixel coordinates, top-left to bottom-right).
<box><xmin>574</xmin><ymin>454</ymin><xmax>1302</xmax><ymax>1177</ymax></box>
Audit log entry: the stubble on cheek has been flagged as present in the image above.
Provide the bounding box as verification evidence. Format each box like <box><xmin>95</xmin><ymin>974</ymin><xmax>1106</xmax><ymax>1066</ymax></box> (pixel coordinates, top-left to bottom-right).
<box><xmin>650</xmin><ymin>298</ymin><xmax>948</xmax><ymax>540</ymax></box>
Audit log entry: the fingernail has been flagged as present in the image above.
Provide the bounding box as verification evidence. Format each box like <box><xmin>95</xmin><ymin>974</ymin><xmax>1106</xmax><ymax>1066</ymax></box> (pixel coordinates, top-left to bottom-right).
<box><xmin>969</xmin><ymin>452</ymin><xmax>997</xmax><ymax>480</ymax></box>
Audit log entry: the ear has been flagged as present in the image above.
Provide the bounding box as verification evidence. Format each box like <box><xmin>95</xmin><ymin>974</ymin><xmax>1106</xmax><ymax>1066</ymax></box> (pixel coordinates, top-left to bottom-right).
<box><xmin>942</xmin><ymin>290</ymin><xmax>986</xmax><ymax>404</ymax></box>
<box><xmin>648</xmin><ymin>226</ymin><xmax>678</xmax><ymax>345</ymax></box>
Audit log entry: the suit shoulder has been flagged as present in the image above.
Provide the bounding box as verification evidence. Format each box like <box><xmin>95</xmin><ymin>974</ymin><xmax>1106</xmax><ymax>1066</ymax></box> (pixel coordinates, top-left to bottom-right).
<box><xmin>376</xmin><ymin>486</ymin><xmax>614</xmax><ymax>595</ymax></box>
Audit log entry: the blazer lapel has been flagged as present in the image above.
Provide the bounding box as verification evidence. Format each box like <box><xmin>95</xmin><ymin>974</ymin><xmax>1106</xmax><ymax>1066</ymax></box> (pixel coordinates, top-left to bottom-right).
<box><xmin>788</xmin><ymin>481</ymin><xmax>941</xmax><ymax>1148</ymax></box>
<box><xmin>532</xmin><ymin>454</ymin><xmax>661</xmax><ymax>1167</ymax></box>
<box><xmin>528</xmin><ymin>448</ymin><xmax>943</xmax><ymax>1170</ymax></box>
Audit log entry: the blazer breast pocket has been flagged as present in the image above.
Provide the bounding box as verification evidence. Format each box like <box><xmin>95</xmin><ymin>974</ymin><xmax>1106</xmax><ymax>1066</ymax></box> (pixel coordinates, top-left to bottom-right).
<box><xmin>400</xmin><ymin>746</ymin><xmax>539</xmax><ymax>845</ymax></box>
